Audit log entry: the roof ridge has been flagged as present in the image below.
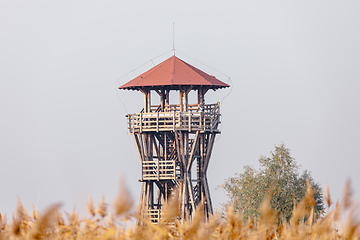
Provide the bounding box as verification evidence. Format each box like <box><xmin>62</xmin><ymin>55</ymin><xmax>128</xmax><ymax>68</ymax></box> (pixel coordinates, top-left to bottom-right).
<box><xmin>176</xmin><ymin>57</ymin><xmax>215</xmax><ymax>83</ymax></box>
<box><xmin>138</xmin><ymin>56</ymin><xmax>170</xmax><ymax>81</ymax></box>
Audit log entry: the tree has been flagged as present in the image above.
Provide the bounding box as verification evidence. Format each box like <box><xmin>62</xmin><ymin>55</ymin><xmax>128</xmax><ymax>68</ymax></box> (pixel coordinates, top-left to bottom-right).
<box><xmin>221</xmin><ymin>143</ymin><xmax>324</xmax><ymax>223</ymax></box>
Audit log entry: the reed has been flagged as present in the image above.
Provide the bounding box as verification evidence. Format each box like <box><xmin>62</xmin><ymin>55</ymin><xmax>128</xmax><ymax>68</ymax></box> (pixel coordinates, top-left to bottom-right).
<box><xmin>0</xmin><ymin>181</ymin><xmax>359</xmax><ymax>239</ymax></box>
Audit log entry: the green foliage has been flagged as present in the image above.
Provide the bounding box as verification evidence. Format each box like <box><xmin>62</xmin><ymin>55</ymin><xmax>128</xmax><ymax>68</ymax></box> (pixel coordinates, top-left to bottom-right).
<box><xmin>222</xmin><ymin>143</ymin><xmax>324</xmax><ymax>223</ymax></box>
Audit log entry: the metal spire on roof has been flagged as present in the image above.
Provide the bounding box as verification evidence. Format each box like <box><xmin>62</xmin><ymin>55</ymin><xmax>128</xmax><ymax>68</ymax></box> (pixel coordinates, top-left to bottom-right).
<box><xmin>172</xmin><ymin>22</ymin><xmax>175</xmax><ymax>56</ymax></box>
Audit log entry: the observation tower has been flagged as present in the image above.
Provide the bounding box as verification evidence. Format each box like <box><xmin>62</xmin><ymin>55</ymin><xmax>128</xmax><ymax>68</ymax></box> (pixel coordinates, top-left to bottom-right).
<box><xmin>119</xmin><ymin>55</ymin><xmax>229</xmax><ymax>223</ymax></box>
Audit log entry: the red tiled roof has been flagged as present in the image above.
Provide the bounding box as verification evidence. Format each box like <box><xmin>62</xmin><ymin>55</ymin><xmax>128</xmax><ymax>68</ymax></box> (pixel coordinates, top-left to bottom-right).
<box><xmin>119</xmin><ymin>56</ymin><xmax>230</xmax><ymax>90</ymax></box>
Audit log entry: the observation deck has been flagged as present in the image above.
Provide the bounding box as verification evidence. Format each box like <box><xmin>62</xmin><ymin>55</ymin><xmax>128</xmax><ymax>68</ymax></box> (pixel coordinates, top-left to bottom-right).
<box><xmin>126</xmin><ymin>102</ymin><xmax>221</xmax><ymax>134</ymax></box>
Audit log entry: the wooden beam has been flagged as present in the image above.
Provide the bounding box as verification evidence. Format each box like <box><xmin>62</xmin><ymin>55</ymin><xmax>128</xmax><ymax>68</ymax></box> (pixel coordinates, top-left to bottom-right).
<box><xmin>165</xmin><ymin>88</ymin><xmax>170</xmax><ymax>106</ymax></box>
<box><xmin>185</xmin><ymin>86</ymin><xmax>193</xmax><ymax>95</ymax></box>
<box><xmin>198</xmin><ymin>87</ymin><xmax>204</xmax><ymax>105</ymax></box>
<box><xmin>181</xmin><ymin>175</ymin><xmax>187</xmax><ymax>221</ymax></box>
<box><xmin>139</xmin><ymin>182</ymin><xmax>146</xmax><ymax>218</ymax></box>
<box><xmin>133</xmin><ymin>133</ymin><xmax>144</xmax><ymax>162</ymax></box>
<box><xmin>197</xmin><ymin>134</ymin><xmax>204</xmax><ymax>202</ymax></box>
<box><xmin>161</xmin><ymin>89</ymin><xmax>165</xmax><ymax>111</ymax></box>
<box><xmin>174</xmin><ymin>131</ymin><xmax>184</xmax><ymax>171</ymax></box>
<box><xmin>179</xmin><ymin>132</ymin><xmax>187</xmax><ymax>171</ymax></box>
<box><xmin>147</xmin><ymin>90</ymin><xmax>151</xmax><ymax>113</ymax></box>
<box><xmin>187</xmin><ymin>131</ymin><xmax>200</xmax><ymax>172</ymax></box>
<box><xmin>149</xmin><ymin>182</ymin><xmax>154</xmax><ymax>208</ymax></box>
<box><xmin>203</xmin><ymin>86</ymin><xmax>210</xmax><ymax>96</ymax></box>
<box><xmin>154</xmin><ymin>89</ymin><xmax>161</xmax><ymax>96</ymax></box>
<box><xmin>187</xmin><ymin>174</ymin><xmax>196</xmax><ymax>212</ymax></box>
<box><xmin>204</xmin><ymin>133</ymin><xmax>216</xmax><ymax>173</ymax></box>
<box><xmin>203</xmin><ymin>177</ymin><xmax>213</xmax><ymax>214</ymax></box>
<box><xmin>151</xmin><ymin>135</ymin><xmax>160</xmax><ymax>181</ymax></box>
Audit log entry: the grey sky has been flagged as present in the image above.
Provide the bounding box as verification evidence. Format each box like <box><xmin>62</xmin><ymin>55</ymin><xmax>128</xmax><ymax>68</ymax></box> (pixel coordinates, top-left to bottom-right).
<box><xmin>1</xmin><ymin>1</ymin><xmax>359</xmax><ymax>217</ymax></box>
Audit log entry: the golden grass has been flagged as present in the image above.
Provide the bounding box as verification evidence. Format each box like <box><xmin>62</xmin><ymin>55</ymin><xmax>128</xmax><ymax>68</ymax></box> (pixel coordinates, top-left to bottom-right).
<box><xmin>0</xmin><ymin>182</ymin><xmax>359</xmax><ymax>240</ymax></box>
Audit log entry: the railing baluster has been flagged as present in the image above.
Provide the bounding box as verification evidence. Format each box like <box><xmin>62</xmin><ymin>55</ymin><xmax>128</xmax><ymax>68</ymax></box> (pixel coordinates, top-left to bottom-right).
<box><xmin>140</xmin><ymin>113</ymin><xmax>142</xmax><ymax>133</ymax></box>
<box><xmin>173</xmin><ymin>111</ymin><xmax>175</xmax><ymax>131</ymax></box>
<box><xmin>156</xmin><ymin>112</ymin><xmax>159</xmax><ymax>132</ymax></box>
<box><xmin>188</xmin><ymin>112</ymin><xmax>191</xmax><ymax>132</ymax></box>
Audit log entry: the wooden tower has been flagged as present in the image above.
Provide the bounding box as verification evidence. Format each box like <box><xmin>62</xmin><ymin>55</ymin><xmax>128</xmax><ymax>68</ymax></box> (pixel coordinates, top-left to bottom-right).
<box><xmin>119</xmin><ymin>55</ymin><xmax>229</xmax><ymax>223</ymax></box>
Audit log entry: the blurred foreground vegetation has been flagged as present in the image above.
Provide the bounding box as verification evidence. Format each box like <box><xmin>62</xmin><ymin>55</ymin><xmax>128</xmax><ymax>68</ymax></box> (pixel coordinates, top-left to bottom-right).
<box><xmin>0</xmin><ymin>180</ymin><xmax>359</xmax><ymax>239</ymax></box>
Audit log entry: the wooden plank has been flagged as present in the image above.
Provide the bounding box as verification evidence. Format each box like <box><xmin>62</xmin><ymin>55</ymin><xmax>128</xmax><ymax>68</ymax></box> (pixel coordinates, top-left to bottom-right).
<box><xmin>143</xmin><ymin>90</ymin><xmax>147</xmax><ymax>113</ymax></box>
<box><xmin>174</xmin><ymin>131</ymin><xmax>183</xmax><ymax>170</ymax></box>
<box><xmin>140</xmin><ymin>113</ymin><xmax>143</xmax><ymax>133</ymax></box>
<box><xmin>199</xmin><ymin>134</ymin><xmax>204</xmax><ymax>201</ymax></box>
<box><xmin>179</xmin><ymin>132</ymin><xmax>187</xmax><ymax>170</ymax></box>
<box><xmin>204</xmin><ymin>133</ymin><xmax>216</xmax><ymax>172</ymax></box>
<box><xmin>203</xmin><ymin>177</ymin><xmax>213</xmax><ymax>214</ymax></box>
<box><xmin>147</xmin><ymin>90</ymin><xmax>151</xmax><ymax>113</ymax></box>
<box><xmin>156</xmin><ymin>112</ymin><xmax>159</xmax><ymax>132</ymax></box>
<box><xmin>185</xmin><ymin>86</ymin><xmax>193</xmax><ymax>95</ymax></box>
<box><xmin>164</xmin><ymin>133</ymin><xmax>167</xmax><ymax>162</ymax></box>
<box><xmin>187</xmin><ymin>131</ymin><xmax>200</xmax><ymax>172</ymax></box>
<box><xmin>132</xmin><ymin>134</ymin><xmax>144</xmax><ymax>181</ymax></box>
<box><xmin>154</xmin><ymin>89</ymin><xmax>161</xmax><ymax>96</ymax></box>
<box><xmin>187</xmin><ymin>174</ymin><xmax>196</xmax><ymax>212</ymax></box>
<box><xmin>151</xmin><ymin>135</ymin><xmax>160</xmax><ymax>181</ymax></box>
<box><xmin>139</xmin><ymin>182</ymin><xmax>145</xmax><ymax>218</ymax></box>
<box><xmin>144</xmin><ymin>182</ymin><xmax>149</xmax><ymax>210</ymax></box>
<box><xmin>139</xmin><ymin>134</ymin><xmax>146</xmax><ymax>181</ymax></box>
<box><xmin>133</xmin><ymin>134</ymin><xmax>143</xmax><ymax>162</ymax></box>
<box><xmin>181</xmin><ymin>175</ymin><xmax>187</xmax><ymax>221</ymax></box>
<box><xmin>173</xmin><ymin>111</ymin><xmax>175</xmax><ymax>131</ymax></box>
<box><xmin>149</xmin><ymin>182</ymin><xmax>154</xmax><ymax>208</ymax></box>
<box><xmin>188</xmin><ymin>112</ymin><xmax>191</xmax><ymax>132</ymax></box>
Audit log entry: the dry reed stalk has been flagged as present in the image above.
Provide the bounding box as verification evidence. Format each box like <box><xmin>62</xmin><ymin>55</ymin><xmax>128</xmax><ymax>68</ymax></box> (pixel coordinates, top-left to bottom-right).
<box><xmin>97</xmin><ymin>194</ymin><xmax>107</xmax><ymax>218</ymax></box>
<box><xmin>257</xmin><ymin>193</ymin><xmax>278</xmax><ymax>239</ymax></box>
<box><xmin>87</xmin><ymin>196</ymin><xmax>96</xmax><ymax>218</ymax></box>
<box><xmin>324</xmin><ymin>184</ymin><xmax>332</xmax><ymax>210</ymax></box>
<box><xmin>342</xmin><ymin>179</ymin><xmax>352</xmax><ymax>210</ymax></box>
<box><xmin>30</xmin><ymin>203</ymin><xmax>60</xmax><ymax>239</ymax></box>
<box><xmin>12</xmin><ymin>198</ymin><xmax>30</xmax><ymax>237</ymax></box>
<box><xmin>159</xmin><ymin>187</ymin><xmax>180</xmax><ymax>225</ymax></box>
<box><xmin>113</xmin><ymin>180</ymin><xmax>133</xmax><ymax>218</ymax></box>
<box><xmin>0</xmin><ymin>213</ymin><xmax>7</xmax><ymax>231</ymax></box>
<box><xmin>1</xmin><ymin>181</ymin><xmax>359</xmax><ymax>239</ymax></box>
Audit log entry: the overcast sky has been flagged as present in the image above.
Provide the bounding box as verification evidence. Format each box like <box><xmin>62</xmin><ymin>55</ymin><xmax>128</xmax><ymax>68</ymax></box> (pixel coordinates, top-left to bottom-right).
<box><xmin>1</xmin><ymin>0</ymin><xmax>359</xmax><ymax>217</ymax></box>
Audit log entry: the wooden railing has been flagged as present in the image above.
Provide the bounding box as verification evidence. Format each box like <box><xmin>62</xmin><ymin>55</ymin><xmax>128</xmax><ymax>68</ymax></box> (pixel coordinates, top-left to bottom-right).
<box><xmin>148</xmin><ymin>103</ymin><xmax>217</xmax><ymax>113</ymax></box>
<box><xmin>127</xmin><ymin>103</ymin><xmax>220</xmax><ymax>133</ymax></box>
<box><xmin>141</xmin><ymin>159</ymin><xmax>179</xmax><ymax>181</ymax></box>
<box><xmin>147</xmin><ymin>209</ymin><xmax>161</xmax><ymax>223</ymax></box>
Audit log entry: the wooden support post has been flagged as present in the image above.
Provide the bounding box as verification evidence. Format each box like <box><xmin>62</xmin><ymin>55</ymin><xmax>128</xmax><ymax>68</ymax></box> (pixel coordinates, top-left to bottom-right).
<box><xmin>140</xmin><ymin>113</ymin><xmax>143</xmax><ymax>133</ymax></box>
<box><xmin>187</xmin><ymin>174</ymin><xmax>196</xmax><ymax>212</ymax></box>
<box><xmin>151</xmin><ymin>135</ymin><xmax>160</xmax><ymax>181</ymax></box>
<box><xmin>181</xmin><ymin>173</ymin><xmax>187</xmax><ymax>221</ymax></box>
<box><xmin>187</xmin><ymin>131</ymin><xmax>200</xmax><ymax>171</ymax></box>
<box><xmin>161</xmin><ymin>89</ymin><xmax>165</xmax><ymax>111</ymax></box>
<box><xmin>173</xmin><ymin>111</ymin><xmax>175</xmax><ymax>131</ymax></box>
<box><xmin>188</xmin><ymin>112</ymin><xmax>191</xmax><ymax>132</ymax></box>
<box><xmin>139</xmin><ymin>182</ymin><xmax>146</xmax><ymax>219</ymax></box>
<box><xmin>198</xmin><ymin>134</ymin><xmax>204</xmax><ymax>202</ymax></box>
<box><xmin>147</xmin><ymin>90</ymin><xmax>151</xmax><ymax>113</ymax></box>
<box><xmin>174</xmin><ymin>131</ymin><xmax>184</xmax><ymax>172</ymax></box>
<box><xmin>133</xmin><ymin>134</ymin><xmax>143</xmax><ymax>163</ymax></box>
<box><xmin>165</xmin><ymin>88</ymin><xmax>170</xmax><ymax>107</ymax></box>
<box><xmin>156</xmin><ymin>112</ymin><xmax>159</xmax><ymax>132</ymax></box>
<box><xmin>204</xmin><ymin>133</ymin><xmax>216</xmax><ymax>172</ymax></box>
<box><xmin>203</xmin><ymin>176</ymin><xmax>213</xmax><ymax>214</ymax></box>
<box><xmin>149</xmin><ymin>182</ymin><xmax>154</xmax><ymax>208</ymax></box>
